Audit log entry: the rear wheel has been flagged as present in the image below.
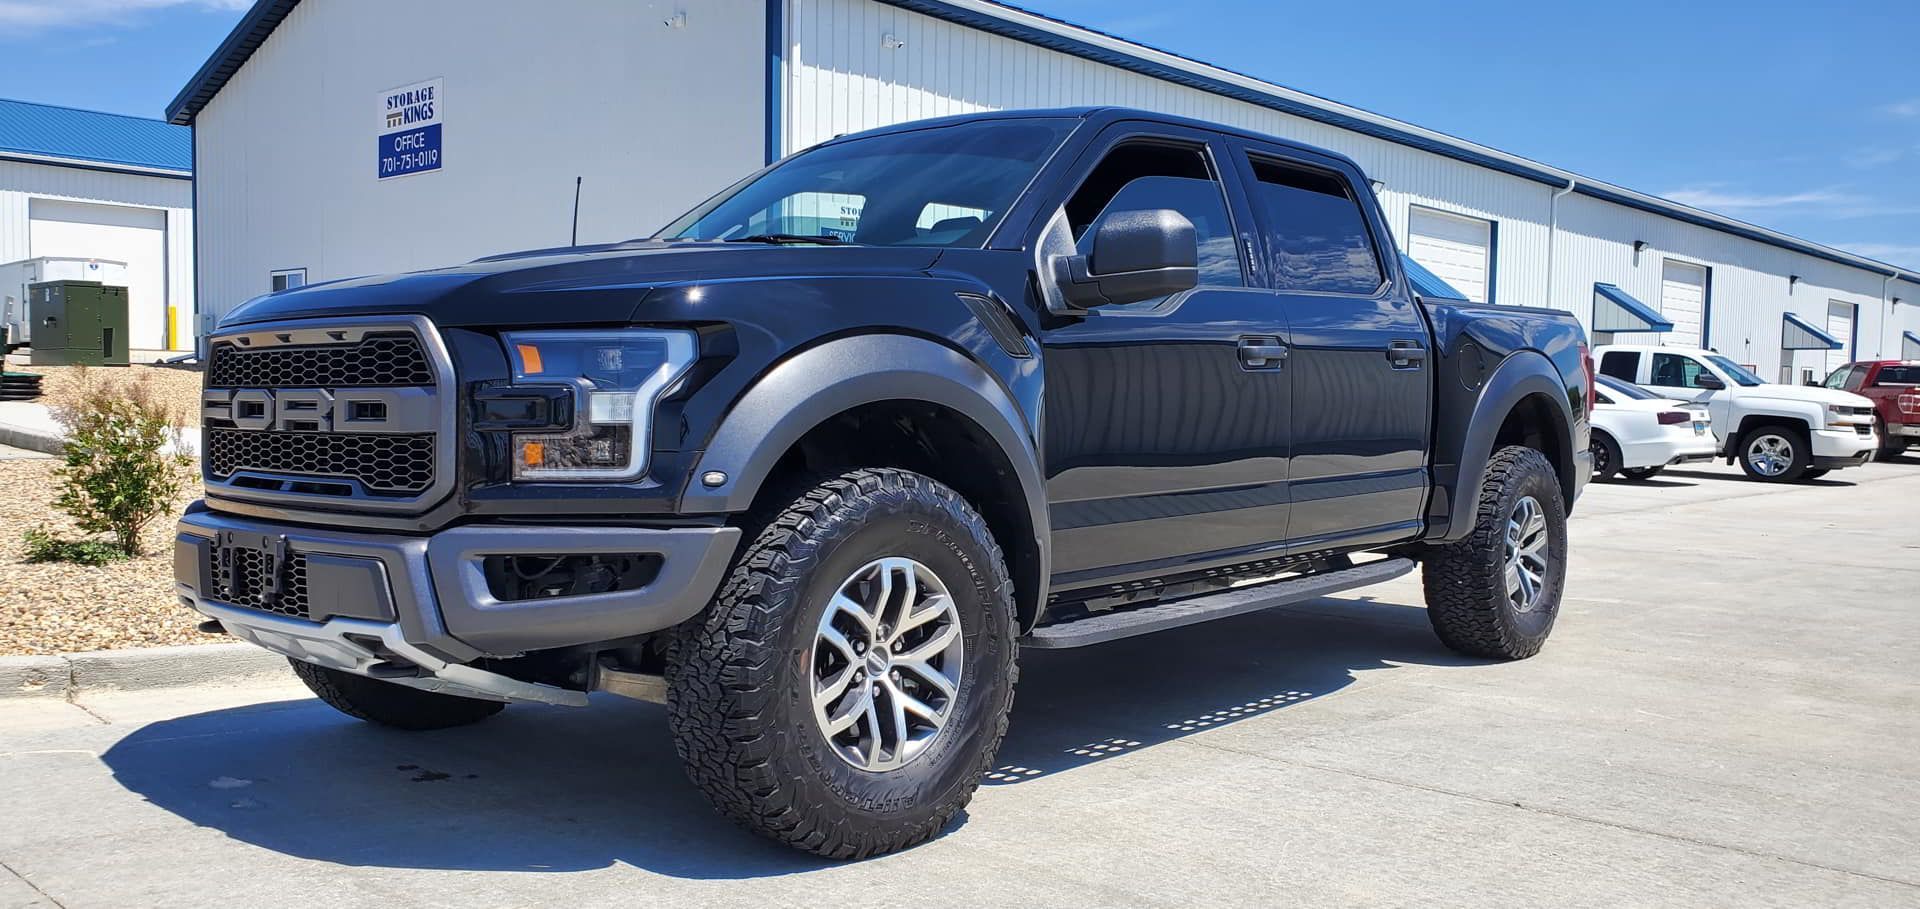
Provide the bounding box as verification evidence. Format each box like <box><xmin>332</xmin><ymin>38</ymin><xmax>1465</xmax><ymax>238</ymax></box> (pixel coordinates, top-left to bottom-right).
<box><xmin>289</xmin><ymin>659</ymin><xmax>506</xmax><ymax>730</ymax></box>
<box><xmin>1737</xmin><ymin>424</ymin><xmax>1810</xmax><ymax>482</ymax></box>
<box><xmin>1422</xmin><ymin>446</ymin><xmax>1568</xmax><ymax>660</ymax></box>
<box><xmin>1620</xmin><ymin>466</ymin><xmax>1663</xmax><ymax>481</ymax></box>
<box><xmin>1588</xmin><ymin>431</ymin><xmax>1622</xmax><ymax>480</ymax></box>
<box><xmin>667</xmin><ymin>468</ymin><xmax>1017</xmax><ymax>859</ymax></box>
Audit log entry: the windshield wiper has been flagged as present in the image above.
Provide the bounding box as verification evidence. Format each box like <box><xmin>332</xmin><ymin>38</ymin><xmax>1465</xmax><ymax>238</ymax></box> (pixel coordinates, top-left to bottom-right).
<box><xmin>723</xmin><ymin>233</ymin><xmax>850</xmax><ymax>246</ymax></box>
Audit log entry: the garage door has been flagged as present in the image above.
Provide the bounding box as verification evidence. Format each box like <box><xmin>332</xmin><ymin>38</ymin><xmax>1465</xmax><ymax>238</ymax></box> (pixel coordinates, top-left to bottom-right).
<box><xmin>1660</xmin><ymin>260</ymin><xmax>1707</xmax><ymax>348</ymax></box>
<box><xmin>1827</xmin><ymin>300</ymin><xmax>1855</xmax><ymax>374</ymax></box>
<box><xmin>28</xmin><ymin>199</ymin><xmax>168</xmax><ymax>350</ymax></box>
<box><xmin>1406</xmin><ymin>206</ymin><xmax>1491</xmax><ymax>304</ymax></box>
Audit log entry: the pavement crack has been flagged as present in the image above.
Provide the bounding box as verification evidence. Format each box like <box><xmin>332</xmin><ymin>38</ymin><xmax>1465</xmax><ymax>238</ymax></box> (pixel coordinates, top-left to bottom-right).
<box><xmin>1177</xmin><ymin>739</ymin><xmax>1920</xmax><ymax>891</ymax></box>
<box><xmin>1</xmin><ymin>859</ymin><xmax>68</xmax><ymax>909</ymax></box>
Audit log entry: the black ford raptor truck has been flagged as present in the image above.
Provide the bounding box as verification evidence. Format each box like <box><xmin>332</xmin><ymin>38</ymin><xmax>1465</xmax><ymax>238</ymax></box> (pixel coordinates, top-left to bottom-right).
<box><xmin>178</xmin><ymin>108</ymin><xmax>1592</xmax><ymax>858</ymax></box>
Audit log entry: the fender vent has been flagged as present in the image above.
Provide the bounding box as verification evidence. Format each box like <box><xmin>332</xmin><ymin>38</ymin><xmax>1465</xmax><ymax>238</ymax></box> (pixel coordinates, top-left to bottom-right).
<box><xmin>957</xmin><ymin>292</ymin><xmax>1032</xmax><ymax>359</ymax></box>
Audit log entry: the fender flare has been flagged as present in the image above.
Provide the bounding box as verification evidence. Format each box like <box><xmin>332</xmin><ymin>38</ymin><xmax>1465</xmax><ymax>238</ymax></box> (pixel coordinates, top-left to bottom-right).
<box><xmin>1433</xmin><ymin>350</ymin><xmax>1578</xmax><ymax>541</ymax></box>
<box><xmin>680</xmin><ymin>333</ymin><xmax>1051</xmax><ymax>615</ymax></box>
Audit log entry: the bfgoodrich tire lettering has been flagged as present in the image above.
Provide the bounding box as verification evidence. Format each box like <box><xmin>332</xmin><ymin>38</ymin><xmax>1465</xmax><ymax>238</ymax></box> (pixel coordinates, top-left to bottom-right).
<box><xmin>666</xmin><ymin>468</ymin><xmax>1017</xmax><ymax>859</ymax></box>
<box><xmin>1421</xmin><ymin>445</ymin><xmax>1569</xmax><ymax>660</ymax></box>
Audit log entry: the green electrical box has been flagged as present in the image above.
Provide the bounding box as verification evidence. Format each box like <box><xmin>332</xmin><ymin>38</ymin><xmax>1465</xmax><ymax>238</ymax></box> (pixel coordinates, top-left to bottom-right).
<box><xmin>27</xmin><ymin>280</ymin><xmax>129</xmax><ymax>367</ymax></box>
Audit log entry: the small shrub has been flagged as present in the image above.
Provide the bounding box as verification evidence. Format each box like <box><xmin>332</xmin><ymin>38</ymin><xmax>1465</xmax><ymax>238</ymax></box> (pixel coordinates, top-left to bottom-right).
<box><xmin>21</xmin><ymin>526</ymin><xmax>127</xmax><ymax>566</ymax></box>
<box><xmin>47</xmin><ymin>366</ymin><xmax>195</xmax><ymax>557</ymax></box>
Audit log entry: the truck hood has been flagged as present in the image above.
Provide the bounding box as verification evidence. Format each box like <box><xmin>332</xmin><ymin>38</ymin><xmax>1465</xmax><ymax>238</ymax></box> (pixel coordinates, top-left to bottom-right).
<box><xmin>1742</xmin><ymin>383</ymin><xmax>1874</xmax><ymax>409</ymax></box>
<box><xmin>216</xmin><ymin>241</ymin><xmax>943</xmax><ymax>329</ymax></box>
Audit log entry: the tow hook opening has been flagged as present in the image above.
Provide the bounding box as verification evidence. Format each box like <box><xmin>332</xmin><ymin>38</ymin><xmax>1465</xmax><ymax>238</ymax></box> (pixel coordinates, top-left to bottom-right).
<box><xmin>481</xmin><ymin>553</ymin><xmax>662</xmax><ymax>602</ymax></box>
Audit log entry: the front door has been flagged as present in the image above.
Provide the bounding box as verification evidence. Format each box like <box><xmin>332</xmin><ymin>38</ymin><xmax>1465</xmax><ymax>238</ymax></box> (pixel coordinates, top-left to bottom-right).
<box><xmin>1231</xmin><ymin>141</ymin><xmax>1432</xmax><ymax>551</ymax></box>
<box><xmin>1037</xmin><ymin>124</ymin><xmax>1295</xmax><ymax>587</ymax></box>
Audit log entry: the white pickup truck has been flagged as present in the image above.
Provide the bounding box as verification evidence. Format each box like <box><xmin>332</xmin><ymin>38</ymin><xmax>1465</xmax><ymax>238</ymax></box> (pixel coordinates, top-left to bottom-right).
<box><xmin>1594</xmin><ymin>344</ymin><xmax>1878</xmax><ymax>482</ymax></box>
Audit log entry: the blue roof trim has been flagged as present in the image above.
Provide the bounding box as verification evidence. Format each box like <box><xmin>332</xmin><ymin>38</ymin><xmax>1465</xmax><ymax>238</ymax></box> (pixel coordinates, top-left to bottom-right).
<box><xmin>1401</xmin><ymin>254</ymin><xmax>1467</xmax><ymax>300</ymax></box>
<box><xmin>165</xmin><ymin>0</ymin><xmax>301</xmax><ymax>125</ymax></box>
<box><xmin>163</xmin><ymin>0</ymin><xmax>1920</xmax><ymax>284</ymax></box>
<box><xmin>0</xmin><ymin>98</ymin><xmax>190</xmax><ymax>173</ymax></box>
<box><xmin>1902</xmin><ymin>330</ymin><xmax>1920</xmax><ymax>351</ymax></box>
<box><xmin>1782</xmin><ymin>312</ymin><xmax>1843</xmax><ymax>350</ymax></box>
<box><xmin>1593</xmin><ymin>283</ymin><xmax>1673</xmax><ymax>332</ymax></box>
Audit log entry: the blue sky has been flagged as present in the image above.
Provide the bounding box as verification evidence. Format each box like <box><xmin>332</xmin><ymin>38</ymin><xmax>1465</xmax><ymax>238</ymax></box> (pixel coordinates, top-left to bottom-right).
<box><xmin>3</xmin><ymin>0</ymin><xmax>1915</xmax><ymax>268</ymax></box>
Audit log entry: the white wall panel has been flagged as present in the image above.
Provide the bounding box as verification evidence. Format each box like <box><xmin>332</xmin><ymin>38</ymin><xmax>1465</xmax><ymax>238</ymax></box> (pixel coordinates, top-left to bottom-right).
<box><xmin>194</xmin><ymin>0</ymin><xmax>765</xmax><ymax>325</ymax></box>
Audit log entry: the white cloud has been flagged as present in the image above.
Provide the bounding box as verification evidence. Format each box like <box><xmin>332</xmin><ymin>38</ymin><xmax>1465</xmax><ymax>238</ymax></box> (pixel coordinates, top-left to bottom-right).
<box><xmin>1832</xmin><ymin>243</ymin><xmax>1920</xmax><ymax>267</ymax></box>
<box><xmin>1662</xmin><ymin>186</ymin><xmax>1858</xmax><ymax>211</ymax></box>
<box><xmin>1883</xmin><ymin>99</ymin><xmax>1920</xmax><ymax>118</ymax></box>
<box><xmin>0</xmin><ymin>0</ymin><xmax>249</xmax><ymax>31</ymax></box>
<box><xmin>1844</xmin><ymin>146</ymin><xmax>1906</xmax><ymax>169</ymax></box>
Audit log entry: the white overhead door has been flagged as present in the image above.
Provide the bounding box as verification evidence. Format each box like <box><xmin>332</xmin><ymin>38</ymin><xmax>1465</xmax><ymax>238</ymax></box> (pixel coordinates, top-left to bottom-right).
<box><xmin>28</xmin><ymin>199</ymin><xmax>169</xmax><ymax>350</ymax></box>
<box><xmin>1406</xmin><ymin>206</ymin><xmax>1492</xmax><ymax>304</ymax></box>
<box><xmin>1660</xmin><ymin>260</ymin><xmax>1707</xmax><ymax>348</ymax></box>
<box><xmin>1827</xmin><ymin>300</ymin><xmax>1855</xmax><ymax>374</ymax></box>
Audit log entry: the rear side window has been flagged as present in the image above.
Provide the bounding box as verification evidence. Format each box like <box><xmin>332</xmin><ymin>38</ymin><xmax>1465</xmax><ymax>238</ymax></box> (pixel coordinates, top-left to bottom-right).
<box><xmin>1875</xmin><ymin>365</ymin><xmax>1920</xmax><ymax>385</ymax></box>
<box><xmin>1244</xmin><ymin>157</ymin><xmax>1383</xmax><ymax>294</ymax></box>
<box><xmin>1599</xmin><ymin>350</ymin><xmax>1640</xmax><ymax>381</ymax></box>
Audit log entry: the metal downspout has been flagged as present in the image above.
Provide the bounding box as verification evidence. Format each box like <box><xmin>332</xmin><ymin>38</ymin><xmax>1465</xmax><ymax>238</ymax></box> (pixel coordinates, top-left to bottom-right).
<box><xmin>1547</xmin><ymin>178</ymin><xmax>1576</xmax><ymax>311</ymax></box>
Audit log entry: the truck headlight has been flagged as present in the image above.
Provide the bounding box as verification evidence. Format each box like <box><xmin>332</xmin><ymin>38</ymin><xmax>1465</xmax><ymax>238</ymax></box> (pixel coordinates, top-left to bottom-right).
<box><xmin>503</xmin><ymin>329</ymin><xmax>697</xmax><ymax>480</ymax></box>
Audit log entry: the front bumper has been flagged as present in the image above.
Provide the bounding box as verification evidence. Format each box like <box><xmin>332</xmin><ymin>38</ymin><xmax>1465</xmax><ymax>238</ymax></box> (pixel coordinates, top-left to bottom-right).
<box><xmin>175</xmin><ymin>505</ymin><xmax>739</xmax><ymax>703</ymax></box>
<box><xmin>1810</xmin><ymin>426</ymin><xmax>1878</xmax><ymax>462</ymax></box>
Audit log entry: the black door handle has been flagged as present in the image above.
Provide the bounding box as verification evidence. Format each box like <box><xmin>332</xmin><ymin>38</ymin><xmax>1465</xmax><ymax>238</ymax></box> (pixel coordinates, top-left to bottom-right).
<box><xmin>1238</xmin><ymin>336</ymin><xmax>1289</xmax><ymax>369</ymax></box>
<box><xmin>1387</xmin><ymin>340</ymin><xmax>1427</xmax><ymax>368</ymax></box>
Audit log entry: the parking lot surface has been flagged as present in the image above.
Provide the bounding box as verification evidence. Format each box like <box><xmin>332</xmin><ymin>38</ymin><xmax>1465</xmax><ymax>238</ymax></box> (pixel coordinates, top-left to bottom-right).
<box><xmin>2</xmin><ymin>458</ymin><xmax>1917</xmax><ymax>908</ymax></box>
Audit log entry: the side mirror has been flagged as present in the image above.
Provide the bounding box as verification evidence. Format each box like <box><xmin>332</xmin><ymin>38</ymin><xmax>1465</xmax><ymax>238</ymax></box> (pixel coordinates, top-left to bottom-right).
<box><xmin>1054</xmin><ymin>209</ymin><xmax>1200</xmax><ymax>309</ymax></box>
<box><xmin>1694</xmin><ymin>372</ymin><xmax>1725</xmax><ymax>390</ymax></box>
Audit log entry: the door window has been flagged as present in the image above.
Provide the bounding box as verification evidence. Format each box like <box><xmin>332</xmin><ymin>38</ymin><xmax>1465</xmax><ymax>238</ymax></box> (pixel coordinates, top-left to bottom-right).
<box><xmin>1245</xmin><ymin>158</ymin><xmax>1383</xmax><ymax>294</ymax></box>
<box><xmin>1649</xmin><ymin>352</ymin><xmax>1716</xmax><ymax>389</ymax></box>
<box><xmin>1064</xmin><ymin>142</ymin><xmax>1243</xmax><ymax>309</ymax></box>
<box><xmin>1599</xmin><ymin>350</ymin><xmax>1640</xmax><ymax>381</ymax></box>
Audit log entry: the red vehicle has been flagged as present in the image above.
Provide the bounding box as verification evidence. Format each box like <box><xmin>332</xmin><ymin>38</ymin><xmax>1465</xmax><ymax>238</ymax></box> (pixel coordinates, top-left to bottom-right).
<box><xmin>1822</xmin><ymin>360</ymin><xmax>1920</xmax><ymax>460</ymax></box>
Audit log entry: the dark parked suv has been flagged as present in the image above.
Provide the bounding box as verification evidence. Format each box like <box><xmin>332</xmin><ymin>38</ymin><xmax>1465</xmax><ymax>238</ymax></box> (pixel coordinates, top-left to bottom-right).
<box><xmin>177</xmin><ymin>108</ymin><xmax>1593</xmax><ymax>858</ymax></box>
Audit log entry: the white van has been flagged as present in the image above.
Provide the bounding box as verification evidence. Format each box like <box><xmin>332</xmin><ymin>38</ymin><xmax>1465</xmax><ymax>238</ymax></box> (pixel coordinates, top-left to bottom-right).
<box><xmin>1592</xmin><ymin>344</ymin><xmax>1878</xmax><ymax>481</ymax></box>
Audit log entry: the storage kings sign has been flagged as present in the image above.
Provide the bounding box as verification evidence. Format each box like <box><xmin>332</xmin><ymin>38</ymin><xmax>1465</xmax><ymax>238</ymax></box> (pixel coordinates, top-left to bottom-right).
<box><xmin>377</xmin><ymin>78</ymin><xmax>442</xmax><ymax>179</ymax></box>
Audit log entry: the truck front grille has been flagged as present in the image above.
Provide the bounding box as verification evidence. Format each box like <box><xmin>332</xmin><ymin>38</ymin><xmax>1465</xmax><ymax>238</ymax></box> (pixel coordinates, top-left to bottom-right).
<box><xmin>201</xmin><ymin>318</ymin><xmax>450</xmax><ymax>512</ymax></box>
<box><xmin>205</xmin><ymin>546</ymin><xmax>311</xmax><ymax>620</ymax></box>
<box><xmin>206</xmin><ymin>429</ymin><xmax>437</xmax><ymax>494</ymax></box>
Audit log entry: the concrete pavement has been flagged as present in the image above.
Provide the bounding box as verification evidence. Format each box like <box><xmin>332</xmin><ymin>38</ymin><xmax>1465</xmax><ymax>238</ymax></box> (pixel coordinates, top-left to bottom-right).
<box><xmin>2</xmin><ymin>458</ymin><xmax>1917</xmax><ymax>907</ymax></box>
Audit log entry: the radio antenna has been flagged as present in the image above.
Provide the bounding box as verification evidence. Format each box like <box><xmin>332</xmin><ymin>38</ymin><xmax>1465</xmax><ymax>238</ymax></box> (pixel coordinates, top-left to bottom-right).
<box><xmin>570</xmin><ymin>176</ymin><xmax>583</xmax><ymax>246</ymax></box>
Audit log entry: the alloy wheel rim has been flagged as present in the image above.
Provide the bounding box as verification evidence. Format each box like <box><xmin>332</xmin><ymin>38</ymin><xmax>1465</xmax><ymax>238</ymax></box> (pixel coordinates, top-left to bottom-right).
<box><xmin>808</xmin><ymin>557</ymin><xmax>964</xmax><ymax>772</ymax></box>
<box><xmin>1503</xmin><ymin>495</ymin><xmax>1550</xmax><ymax>614</ymax></box>
<box><xmin>1589</xmin><ymin>438</ymin><xmax>1611</xmax><ymax>475</ymax></box>
<box><xmin>1746</xmin><ymin>434</ymin><xmax>1793</xmax><ymax>477</ymax></box>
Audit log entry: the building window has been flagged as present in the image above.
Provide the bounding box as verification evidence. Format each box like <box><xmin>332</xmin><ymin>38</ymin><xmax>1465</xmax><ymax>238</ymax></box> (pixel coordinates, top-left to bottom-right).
<box><xmin>271</xmin><ymin>269</ymin><xmax>307</xmax><ymax>292</ymax></box>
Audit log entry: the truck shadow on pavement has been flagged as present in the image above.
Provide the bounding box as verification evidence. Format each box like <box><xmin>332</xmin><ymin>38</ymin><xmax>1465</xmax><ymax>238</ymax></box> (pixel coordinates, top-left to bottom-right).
<box><xmin>101</xmin><ymin>594</ymin><xmax>1482</xmax><ymax>879</ymax></box>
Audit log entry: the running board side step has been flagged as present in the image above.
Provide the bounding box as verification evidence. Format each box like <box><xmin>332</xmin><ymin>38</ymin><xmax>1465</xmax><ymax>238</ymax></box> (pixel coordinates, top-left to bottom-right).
<box><xmin>1024</xmin><ymin>558</ymin><xmax>1416</xmax><ymax>649</ymax></box>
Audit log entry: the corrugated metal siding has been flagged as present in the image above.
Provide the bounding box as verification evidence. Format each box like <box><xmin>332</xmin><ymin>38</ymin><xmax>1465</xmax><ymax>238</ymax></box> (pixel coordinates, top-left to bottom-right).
<box><xmin>193</xmin><ymin>0</ymin><xmax>765</xmax><ymax>325</ymax></box>
<box><xmin>0</xmin><ymin>158</ymin><xmax>194</xmax><ymax>347</ymax></box>
<box><xmin>786</xmin><ymin>0</ymin><xmax>1915</xmax><ymax>372</ymax></box>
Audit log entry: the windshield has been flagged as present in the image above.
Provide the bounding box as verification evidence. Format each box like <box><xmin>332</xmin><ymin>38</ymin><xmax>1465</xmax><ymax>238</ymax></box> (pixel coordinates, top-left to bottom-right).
<box><xmin>657</xmin><ymin>118</ymin><xmax>1075</xmax><ymax>248</ymax></box>
<box><xmin>1596</xmin><ymin>374</ymin><xmax>1660</xmax><ymax>400</ymax></box>
<box><xmin>1706</xmin><ymin>355</ymin><xmax>1764</xmax><ymax>387</ymax></box>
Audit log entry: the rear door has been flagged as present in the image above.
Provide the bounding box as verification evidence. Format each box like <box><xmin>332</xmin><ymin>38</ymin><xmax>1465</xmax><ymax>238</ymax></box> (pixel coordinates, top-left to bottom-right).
<box><xmin>1036</xmin><ymin>123</ymin><xmax>1296</xmax><ymax>586</ymax></box>
<box><xmin>1229</xmin><ymin>140</ymin><xmax>1432</xmax><ymax>551</ymax></box>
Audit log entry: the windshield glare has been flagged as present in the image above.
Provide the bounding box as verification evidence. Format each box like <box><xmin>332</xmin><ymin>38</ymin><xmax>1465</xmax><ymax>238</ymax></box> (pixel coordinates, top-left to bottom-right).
<box><xmin>1596</xmin><ymin>375</ymin><xmax>1659</xmax><ymax>400</ymax></box>
<box><xmin>1706</xmin><ymin>355</ymin><xmax>1764</xmax><ymax>387</ymax></box>
<box><xmin>658</xmin><ymin>119</ymin><xmax>1075</xmax><ymax>248</ymax></box>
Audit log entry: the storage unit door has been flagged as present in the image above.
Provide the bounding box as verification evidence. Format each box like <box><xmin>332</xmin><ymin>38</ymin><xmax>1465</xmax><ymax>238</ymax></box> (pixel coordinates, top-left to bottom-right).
<box><xmin>1660</xmin><ymin>260</ymin><xmax>1707</xmax><ymax>348</ymax></box>
<box><xmin>1406</xmin><ymin>206</ymin><xmax>1491</xmax><ymax>304</ymax></box>
<box><xmin>27</xmin><ymin>199</ymin><xmax>168</xmax><ymax>351</ymax></box>
<box><xmin>1826</xmin><ymin>301</ymin><xmax>1855</xmax><ymax>374</ymax></box>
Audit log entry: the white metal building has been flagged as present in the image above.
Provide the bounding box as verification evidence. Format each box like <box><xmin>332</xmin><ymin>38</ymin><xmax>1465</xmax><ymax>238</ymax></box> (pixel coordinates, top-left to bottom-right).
<box><xmin>1</xmin><ymin>99</ymin><xmax>196</xmax><ymax>353</ymax></box>
<box><xmin>167</xmin><ymin>0</ymin><xmax>1920</xmax><ymax>379</ymax></box>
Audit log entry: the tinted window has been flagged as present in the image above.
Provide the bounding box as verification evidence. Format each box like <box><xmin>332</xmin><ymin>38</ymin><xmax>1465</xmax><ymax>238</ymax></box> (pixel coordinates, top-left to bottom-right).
<box><xmin>1064</xmin><ymin>142</ymin><xmax>1244</xmax><ymax>308</ymax></box>
<box><xmin>659</xmin><ymin>119</ymin><xmax>1073</xmax><ymax>247</ymax></box>
<box><xmin>1875</xmin><ymin>365</ymin><xmax>1920</xmax><ymax>384</ymax></box>
<box><xmin>1650</xmin><ymin>353</ymin><xmax>1716</xmax><ymax>389</ymax></box>
<box><xmin>1599</xmin><ymin>350</ymin><xmax>1640</xmax><ymax>381</ymax></box>
<box><xmin>1245</xmin><ymin>158</ymin><xmax>1383</xmax><ymax>294</ymax></box>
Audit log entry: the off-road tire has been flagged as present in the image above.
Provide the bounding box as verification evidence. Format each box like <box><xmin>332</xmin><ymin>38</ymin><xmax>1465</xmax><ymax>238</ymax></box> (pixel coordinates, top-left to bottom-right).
<box><xmin>1421</xmin><ymin>445</ymin><xmax>1568</xmax><ymax>660</ymax></box>
<box><xmin>1736</xmin><ymin>423</ymin><xmax>1810</xmax><ymax>482</ymax></box>
<box><xmin>289</xmin><ymin>659</ymin><xmax>506</xmax><ymax>730</ymax></box>
<box><xmin>666</xmin><ymin>467</ymin><xmax>1018</xmax><ymax>859</ymax></box>
<box><xmin>1620</xmin><ymin>466</ymin><xmax>1663</xmax><ymax>481</ymax></box>
<box><xmin>1589</xmin><ymin>430</ymin><xmax>1622</xmax><ymax>480</ymax></box>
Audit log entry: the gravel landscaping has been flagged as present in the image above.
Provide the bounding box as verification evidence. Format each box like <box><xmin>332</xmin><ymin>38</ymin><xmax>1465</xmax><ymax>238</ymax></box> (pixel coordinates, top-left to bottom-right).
<box><xmin>0</xmin><ymin>458</ymin><xmax>214</xmax><ymax>656</ymax></box>
<box><xmin>1</xmin><ymin>356</ymin><xmax>204</xmax><ymax>426</ymax></box>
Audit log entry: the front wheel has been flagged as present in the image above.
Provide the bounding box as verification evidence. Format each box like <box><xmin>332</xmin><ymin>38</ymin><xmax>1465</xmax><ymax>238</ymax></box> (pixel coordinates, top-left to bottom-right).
<box><xmin>1876</xmin><ymin>422</ymin><xmax>1907</xmax><ymax>461</ymax></box>
<box><xmin>1422</xmin><ymin>446</ymin><xmax>1569</xmax><ymax>660</ymax></box>
<box><xmin>667</xmin><ymin>468</ymin><xmax>1017</xmax><ymax>859</ymax></box>
<box><xmin>1737</xmin><ymin>424</ymin><xmax>1810</xmax><ymax>482</ymax></box>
